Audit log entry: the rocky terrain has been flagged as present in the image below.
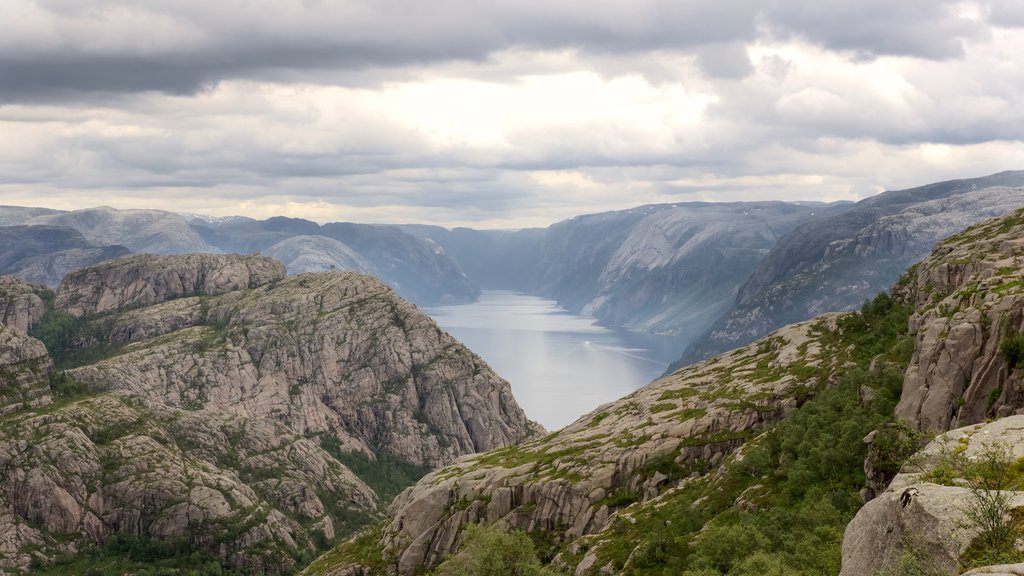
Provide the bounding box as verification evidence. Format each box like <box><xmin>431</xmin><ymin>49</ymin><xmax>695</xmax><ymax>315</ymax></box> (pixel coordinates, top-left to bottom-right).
<box><xmin>678</xmin><ymin>171</ymin><xmax>1024</xmax><ymax>368</ymax></box>
<box><xmin>311</xmin><ymin>207</ymin><xmax>1024</xmax><ymax>576</ymax></box>
<box><xmin>0</xmin><ymin>253</ymin><xmax>536</xmax><ymax>574</ymax></box>
<box><xmin>842</xmin><ymin>416</ymin><xmax>1024</xmax><ymax>576</ymax></box>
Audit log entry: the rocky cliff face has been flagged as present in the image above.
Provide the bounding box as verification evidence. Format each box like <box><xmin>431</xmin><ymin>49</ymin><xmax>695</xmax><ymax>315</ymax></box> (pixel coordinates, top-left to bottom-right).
<box><xmin>530</xmin><ymin>201</ymin><xmax>829</xmax><ymax>337</ymax></box>
<box><xmin>0</xmin><ymin>277</ymin><xmax>47</xmax><ymax>334</ymax></box>
<box><xmin>679</xmin><ymin>172</ymin><xmax>1024</xmax><ymax>367</ymax></box>
<box><xmin>55</xmin><ymin>253</ymin><xmax>286</xmax><ymax>316</ymax></box>
<box><xmin>0</xmin><ymin>254</ymin><xmax>535</xmax><ymax>574</ymax></box>
<box><xmin>894</xmin><ymin>208</ymin><xmax>1024</xmax><ymax>432</ymax></box>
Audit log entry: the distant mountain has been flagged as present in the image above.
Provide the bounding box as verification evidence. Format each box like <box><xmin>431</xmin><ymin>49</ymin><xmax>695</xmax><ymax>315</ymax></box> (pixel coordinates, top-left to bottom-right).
<box><xmin>526</xmin><ymin>201</ymin><xmax>841</xmax><ymax>339</ymax></box>
<box><xmin>674</xmin><ymin>170</ymin><xmax>1024</xmax><ymax>368</ymax></box>
<box><xmin>0</xmin><ymin>205</ymin><xmax>62</xmax><ymax>226</ymax></box>
<box><xmin>263</xmin><ymin>235</ymin><xmax>376</xmax><ymax>275</ymax></box>
<box><xmin>190</xmin><ymin>217</ymin><xmax>479</xmax><ymax>305</ymax></box>
<box><xmin>0</xmin><ymin>225</ymin><xmax>131</xmax><ymax>287</ymax></box>
<box><xmin>397</xmin><ymin>225</ymin><xmax>545</xmax><ymax>291</ymax></box>
<box><xmin>21</xmin><ymin>207</ymin><xmax>213</xmax><ymax>254</ymax></box>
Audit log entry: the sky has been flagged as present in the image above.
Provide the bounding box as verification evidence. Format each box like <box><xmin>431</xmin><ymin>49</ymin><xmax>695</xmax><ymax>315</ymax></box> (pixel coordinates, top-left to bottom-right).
<box><xmin>0</xmin><ymin>1</ymin><xmax>1022</xmax><ymax>229</ymax></box>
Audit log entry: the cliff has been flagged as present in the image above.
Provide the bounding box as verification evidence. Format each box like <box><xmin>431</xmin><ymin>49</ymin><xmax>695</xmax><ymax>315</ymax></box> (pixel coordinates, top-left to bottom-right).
<box><xmin>893</xmin><ymin>209</ymin><xmax>1024</xmax><ymax>432</ymax></box>
<box><xmin>679</xmin><ymin>171</ymin><xmax>1024</xmax><ymax>367</ymax></box>
<box><xmin>530</xmin><ymin>201</ymin><xmax>829</xmax><ymax>337</ymax></box>
<box><xmin>0</xmin><ymin>254</ymin><xmax>535</xmax><ymax>574</ymax></box>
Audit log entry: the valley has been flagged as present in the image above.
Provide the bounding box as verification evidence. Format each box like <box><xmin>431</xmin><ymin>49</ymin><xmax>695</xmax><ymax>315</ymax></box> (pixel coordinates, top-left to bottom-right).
<box><xmin>1</xmin><ymin>173</ymin><xmax>1024</xmax><ymax>575</ymax></box>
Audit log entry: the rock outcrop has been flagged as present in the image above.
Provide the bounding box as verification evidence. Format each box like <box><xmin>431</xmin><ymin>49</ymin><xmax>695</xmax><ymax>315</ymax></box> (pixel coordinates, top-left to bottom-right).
<box><xmin>841</xmin><ymin>416</ymin><xmax>1024</xmax><ymax>576</ymax></box>
<box><xmin>0</xmin><ymin>277</ymin><xmax>47</xmax><ymax>333</ymax></box>
<box><xmin>895</xmin><ymin>208</ymin><xmax>1024</xmax><ymax>432</ymax></box>
<box><xmin>55</xmin><ymin>253</ymin><xmax>286</xmax><ymax>316</ymax></box>
<box><xmin>68</xmin><ymin>269</ymin><xmax>533</xmax><ymax>466</ymax></box>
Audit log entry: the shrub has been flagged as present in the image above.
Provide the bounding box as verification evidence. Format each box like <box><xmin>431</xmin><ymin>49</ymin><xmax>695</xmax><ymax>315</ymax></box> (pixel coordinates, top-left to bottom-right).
<box><xmin>1000</xmin><ymin>331</ymin><xmax>1024</xmax><ymax>369</ymax></box>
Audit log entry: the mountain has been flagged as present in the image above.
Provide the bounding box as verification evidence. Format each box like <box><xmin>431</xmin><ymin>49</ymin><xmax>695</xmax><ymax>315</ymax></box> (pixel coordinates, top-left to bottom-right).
<box><xmin>676</xmin><ymin>171</ymin><xmax>1024</xmax><ymax>368</ymax></box>
<box><xmin>190</xmin><ymin>217</ymin><xmax>479</xmax><ymax>306</ymax></box>
<box><xmin>0</xmin><ymin>206</ymin><xmax>62</xmax><ymax>226</ymax></box>
<box><xmin>397</xmin><ymin>225</ymin><xmax>546</xmax><ymax>291</ymax></box>
<box><xmin>261</xmin><ymin>235</ymin><xmax>376</xmax><ymax>276</ymax></box>
<box><xmin>0</xmin><ymin>225</ymin><xmax>131</xmax><ymax>287</ymax></box>
<box><xmin>528</xmin><ymin>201</ymin><xmax>839</xmax><ymax>337</ymax></box>
<box><xmin>20</xmin><ymin>207</ymin><xmax>214</xmax><ymax>254</ymax></box>
<box><xmin>314</xmin><ymin>207</ymin><xmax>1024</xmax><ymax>576</ymax></box>
<box><xmin>0</xmin><ymin>254</ymin><xmax>536</xmax><ymax>574</ymax></box>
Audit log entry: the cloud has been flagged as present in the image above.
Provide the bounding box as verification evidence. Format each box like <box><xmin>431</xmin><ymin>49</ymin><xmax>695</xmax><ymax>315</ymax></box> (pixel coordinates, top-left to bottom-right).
<box><xmin>0</xmin><ymin>1</ymin><xmax>1021</xmax><ymax>228</ymax></box>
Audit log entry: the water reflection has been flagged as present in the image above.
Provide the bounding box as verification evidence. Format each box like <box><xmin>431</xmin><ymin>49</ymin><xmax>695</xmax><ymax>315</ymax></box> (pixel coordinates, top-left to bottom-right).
<box><xmin>426</xmin><ymin>291</ymin><xmax>686</xmax><ymax>430</ymax></box>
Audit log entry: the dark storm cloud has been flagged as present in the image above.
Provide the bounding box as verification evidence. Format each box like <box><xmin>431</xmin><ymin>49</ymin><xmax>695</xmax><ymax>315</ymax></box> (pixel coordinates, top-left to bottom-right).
<box><xmin>760</xmin><ymin>0</ymin><xmax>990</xmax><ymax>60</ymax></box>
<box><xmin>0</xmin><ymin>0</ymin><xmax>994</xmax><ymax>101</ymax></box>
<box><xmin>0</xmin><ymin>0</ymin><xmax>759</xmax><ymax>99</ymax></box>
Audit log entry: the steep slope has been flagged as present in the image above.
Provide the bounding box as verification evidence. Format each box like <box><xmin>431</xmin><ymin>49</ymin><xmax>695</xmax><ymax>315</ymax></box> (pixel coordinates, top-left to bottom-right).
<box><xmin>263</xmin><ymin>235</ymin><xmax>377</xmax><ymax>276</ymax></box>
<box><xmin>530</xmin><ymin>202</ymin><xmax>833</xmax><ymax>338</ymax></box>
<box><xmin>23</xmin><ymin>207</ymin><xmax>213</xmax><ymax>254</ymax></box>
<box><xmin>0</xmin><ymin>277</ymin><xmax>47</xmax><ymax>334</ymax></box>
<box><xmin>0</xmin><ymin>225</ymin><xmax>131</xmax><ymax>288</ymax></box>
<box><xmin>893</xmin><ymin>208</ymin><xmax>1024</xmax><ymax>431</ymax></box>
<box><xmin>0</xmin><ymin>254</ymin><xmax>535</xmax><ymax>574</ymax></box>
<box><xmin>679</xmin><ymin>171</ymin><xmax>1024</xmax><ymax>367</ymax></box>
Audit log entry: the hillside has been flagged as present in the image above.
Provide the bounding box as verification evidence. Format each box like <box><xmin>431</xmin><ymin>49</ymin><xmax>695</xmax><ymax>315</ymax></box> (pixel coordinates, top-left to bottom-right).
<box><xmin>677</xmin><ymin>171</ymin><xmax>1024</xmax><ymax>368</ymax></box>
<box><xmin>312</xmin><ymin>208</ymin><xmax>1024</xmax><ymax>576</ymax></box>
<box><xmin>526</xmin><ymin>201</ymin><xmax>835</xmax><ymax>338</ymax></box>
<box><xmin>0</xmin><ymin>254</ymin><xmax>536</xmax><ymax>575</ymax></box>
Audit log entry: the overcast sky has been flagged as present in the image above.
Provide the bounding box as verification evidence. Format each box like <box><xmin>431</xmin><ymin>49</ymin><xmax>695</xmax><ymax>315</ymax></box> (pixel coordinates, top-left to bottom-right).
<box><xmin>1</xmin><ymin>0</ymin><xmax>1022</xmax><ymax>228</ymax></box>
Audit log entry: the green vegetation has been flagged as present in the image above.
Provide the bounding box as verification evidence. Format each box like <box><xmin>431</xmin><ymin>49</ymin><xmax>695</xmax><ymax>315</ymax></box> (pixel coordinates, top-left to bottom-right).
<box><xmin>319</xmin><ymin>436</ymin><xmax>431</xmax><ymax>504</ymax></box>
<box><xmin>28</xmin><ymin>296</ymin><xmax>122</xmax><ymax>369</ymax></box>
<box><xmin>30</xmin><ymin>533</ymin><xmax>245</xmax><ymax>576</ymax></box>
<box><xmin>430</xmin><ymin>523</ymin><xmax>565</xmax><ymax>576</ymax></box>
<box><xmin>1000</xmin><ymin>329</ymin><xmax>1024</xmax><ymax>369</ymax></box>
<box><xmin>571</xmin><ymin>291</ymin><xmax>916</xmax><ymax>575</ymax></box>
<box><xmin>915</xmin><ymin>438</ymin><xmax>1024</xmax><ymax>570</ymax></box>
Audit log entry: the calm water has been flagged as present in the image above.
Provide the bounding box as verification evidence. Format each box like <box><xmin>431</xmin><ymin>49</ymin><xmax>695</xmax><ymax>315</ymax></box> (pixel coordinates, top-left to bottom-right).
<box><xmin>426</xmin><ymin>291</ymin><xmax>686</xmax><ymax>430</ymax></box>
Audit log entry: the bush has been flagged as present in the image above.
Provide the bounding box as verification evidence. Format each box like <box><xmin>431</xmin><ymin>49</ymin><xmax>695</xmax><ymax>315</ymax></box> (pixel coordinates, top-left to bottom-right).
<box><xmin>431</xmin><ymin>523</ymin><xmax>563</xmax><ymax>576</ymax></box>
<box><xmin>1000</xmin><ymin>331</ymin><xmax>1024</xmax><ymax>369</ymax></box>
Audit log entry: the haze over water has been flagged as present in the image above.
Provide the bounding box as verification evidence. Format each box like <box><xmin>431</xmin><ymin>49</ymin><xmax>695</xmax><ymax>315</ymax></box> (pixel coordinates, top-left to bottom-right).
<box><xmin>427</xmin><ymin>290</ymin><xmax>687</xmax><ymax>430</ymax></box>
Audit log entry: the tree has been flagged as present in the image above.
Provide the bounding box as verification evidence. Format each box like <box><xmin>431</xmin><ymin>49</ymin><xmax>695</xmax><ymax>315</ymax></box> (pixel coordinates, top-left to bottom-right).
<box><xmin>432</xmin><ymin>523</ymin><xmax>562</xmax><ymax>576</ymax></box>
